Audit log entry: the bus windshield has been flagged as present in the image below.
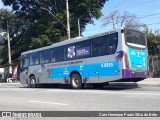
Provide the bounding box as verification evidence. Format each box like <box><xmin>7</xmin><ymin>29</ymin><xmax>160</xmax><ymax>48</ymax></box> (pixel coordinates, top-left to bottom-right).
<box><xmin>125</xmin><ymin>28</ymin><xmax>147</xmax><ymax>48</ymax></box>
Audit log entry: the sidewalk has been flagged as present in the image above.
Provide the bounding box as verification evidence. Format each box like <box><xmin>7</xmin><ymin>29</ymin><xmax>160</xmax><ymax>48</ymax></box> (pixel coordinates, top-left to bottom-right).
<box><xmin>0</xmin><ymin>82</ymin><xmax>23</xmax><ymax>88</ymax></box>
<box><xmin>137</xmin><ymin>78</ymin><xmax>160</xmax><ymax>87</ymax></box>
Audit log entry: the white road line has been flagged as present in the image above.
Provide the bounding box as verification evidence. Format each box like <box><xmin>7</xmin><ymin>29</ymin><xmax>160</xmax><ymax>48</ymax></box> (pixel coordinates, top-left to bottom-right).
<box><xmin>29</xmin><ymin>100</ymin><xmax>68</xmax><ymax>106</ymax></box>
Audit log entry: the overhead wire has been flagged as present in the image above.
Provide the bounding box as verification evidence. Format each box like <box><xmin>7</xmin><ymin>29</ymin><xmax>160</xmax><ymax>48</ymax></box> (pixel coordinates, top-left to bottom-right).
<box><xmin>109</xmin><ymin>0</ymin><xmax>126</xmax><ymax>11</ymax></box>
<box><xmin>138</xmin><ymin>13</ymin><xmax>160</xmax><ymax>19</ymax></box>
<box><xmin>119</xmin><ymin>0</ymin><xmax>157</xmax><ymax>10</ymax></box>
<box><xmin>84</xmin><ymin>21</ymin><xmax>160</xmax><ymax>33</ymax></box>
<box><xmin>85</xmin><ymin>12</ymin><xmax>160</xmax><ymax>32</ymax></box>
<box><xmin>84</xmin><ymin>0</ymin><xmax>160</xmax><ymax>35</ymax></box>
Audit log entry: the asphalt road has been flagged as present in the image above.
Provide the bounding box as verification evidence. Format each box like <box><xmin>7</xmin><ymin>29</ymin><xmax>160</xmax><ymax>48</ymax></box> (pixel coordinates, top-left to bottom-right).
<box><xmin>0</xmin><ymin>83</ymin><xmax>160</xmax><ymax>120</ymax></box>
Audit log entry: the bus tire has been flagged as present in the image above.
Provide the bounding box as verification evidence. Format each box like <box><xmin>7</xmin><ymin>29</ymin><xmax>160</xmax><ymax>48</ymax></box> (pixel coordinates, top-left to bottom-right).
<box><xmin>71</xmin><ymin>73</ymin><xmax>82</xmax><ymax>89</ymax></box>
<box><xmin>28</xmin><ymin>76</ymin><xmax>37</xmax><ymax>88</ymax></box>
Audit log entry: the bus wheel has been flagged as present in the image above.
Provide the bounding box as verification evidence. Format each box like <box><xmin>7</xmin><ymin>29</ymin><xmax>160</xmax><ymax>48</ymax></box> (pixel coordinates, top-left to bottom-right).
<box><xmin>28</xmin><ymin>76</ymin><xmax>37</xmax><ymax>88</ymax></box>
<box><xmin>71</xmin><ymin>73</ymin><xmax>82</xmax><ymax>89</ymax></box>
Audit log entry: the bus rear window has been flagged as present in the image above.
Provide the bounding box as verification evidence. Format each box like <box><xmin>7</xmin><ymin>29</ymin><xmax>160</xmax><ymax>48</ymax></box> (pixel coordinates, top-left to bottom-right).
<box><xmin>125</xmin><ymin>29</ymin><xmax>146</xmax><ymax>47</ymax></box>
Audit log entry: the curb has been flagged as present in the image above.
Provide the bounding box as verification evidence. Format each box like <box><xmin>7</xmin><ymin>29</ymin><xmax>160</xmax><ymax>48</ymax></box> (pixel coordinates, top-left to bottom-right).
<box><xmin>137</xmin><ymin>84</ymin><xmax>160</xmax><ymax>87</ymax></box>
<box><xmin>137</xmin><ymin>78</ymin><xmax>160</xmax><ymax>87</ymax></box>
<box><xmin>0</xmin><ymin>82</ymin><xmax>23</xmax><ymax>88</ymax></box>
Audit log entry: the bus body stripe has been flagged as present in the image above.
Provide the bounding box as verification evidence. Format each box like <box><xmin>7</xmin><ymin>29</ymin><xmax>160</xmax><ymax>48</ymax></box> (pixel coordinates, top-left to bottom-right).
<box><xmin>50</xmin><ymin>61</ymin><xmax>120</xmax><ymax>79</ymax></box>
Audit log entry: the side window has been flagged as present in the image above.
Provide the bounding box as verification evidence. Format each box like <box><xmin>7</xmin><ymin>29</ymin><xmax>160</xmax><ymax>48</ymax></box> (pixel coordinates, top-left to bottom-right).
<box><xmin>40</xmin><ymin>49</ymin><xmax>51</xmax><ymax>64</ymax></box>
<box><xmin>91</xmin><ymin>37</ymin><xmax>103</xmax><ymax>57</ymax></box>
<box><xmin>21</xmin><ymin>55</ymin><xmax>29</xmax><ymax>68</ymax></box>
<box><xmin>51</xmin><ymin>47</ymin><xmax>64</xmax><ymax>62</ymax></box>
<box><xmin>91</xmin><ymin>32</ymin><xmax>118</xmax><ymax>57</ymax></box>
<box><xmin>30</xmin><ymin>52</ymin><xmax>40</xmax><ymax>65</ymax></box>
<box><xmin>101</xmin><ymin>35</ymin><xmax>109</xmax><ymax>55</ymax></box>
<box><xmin>107</xmin><ymin>33</ymin><xmax>118</xmax><ymax>54</ymax></box>
<box><xmin>64</xmin><ymin>44</ymin><xmax>76</xmax><ymax>60</ymax></box>
<box><xmin>76</xmin><ymin>40</ymin><xmax>91</xmax><ymax>59</ymax></box>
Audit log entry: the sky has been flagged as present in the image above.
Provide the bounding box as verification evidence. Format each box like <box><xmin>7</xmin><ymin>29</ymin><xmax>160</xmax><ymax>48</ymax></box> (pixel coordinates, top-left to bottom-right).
<box><xmin>0</xmin><ymin>0</ymin><xmax>160</xmax><ymax>37</ymax></box>
<box><xmin>82</xmin><ymin>0</ymin><xmax>160</xmax><ymax>36</ymax></box>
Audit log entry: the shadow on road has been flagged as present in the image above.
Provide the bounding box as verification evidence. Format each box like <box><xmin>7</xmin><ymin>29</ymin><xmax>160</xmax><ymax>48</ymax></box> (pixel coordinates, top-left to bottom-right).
<box><xmin>20</xmin><ymin>82</ymin><xmax>139</xmax><ymax>91</ymax></box>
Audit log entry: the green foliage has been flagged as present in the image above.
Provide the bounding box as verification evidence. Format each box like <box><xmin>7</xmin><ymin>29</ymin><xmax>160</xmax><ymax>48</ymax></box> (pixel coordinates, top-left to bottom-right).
<box><xmin>0</xmin><ymin>46</ymin><xmax>4</xmax><ymax>63</ymax></box>
<box><xmin>0</xmin><ymin>8</ymin><xmax>34</xmax><ymax>65</ymax></box>
<box><xmin>147</xmin><ymin>32</ymin><xmax>160</xmax><ymax>55</ymax></box>
<box><xmin>0</xmin><ymin>0</ymin><xmax>107</xmax><ymax>65</ymax></box>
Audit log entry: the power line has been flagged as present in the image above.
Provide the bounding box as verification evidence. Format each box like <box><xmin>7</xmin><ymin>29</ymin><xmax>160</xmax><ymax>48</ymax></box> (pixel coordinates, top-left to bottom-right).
<box><xmin>138</xmin><ymin>13</ymin><xmax>160</xmax><ymax>19</ymax></box>
<box><xmin>110</xmin><ymin>0</ymin><xmax>126</xmax><ymax>10</ymax></box>
<box><xmin>85</xmin><ymin>26</ymin><xmax>104</xmax><ymax>32</ymax></box>
<box><xmin>119</xmin><ymin>0</ymin><xmax>157</xmax><ymax>10</ymax></box>
<box><xmin>111</xmin><ymin>0</ymin><xmax>145</xmax><ymax>11</ymax></box>
<box><xmin>84</xmin><ymin>21</ymin><xmax>160</xmax><ymax>34</ymax></box>
<box><xmin>146</xmin><ymin>22</ymin><xmax>160</xmax><ymax>26</ymax></box>
<box><xmin>84</xmin><ymin>23</ymin><xmax>151</xmax><ymax>32</ymax></box>
<box><xmin>83</xmin><ymin>27</ymin><xmax>112</xmax><ymax>34</ymax></box>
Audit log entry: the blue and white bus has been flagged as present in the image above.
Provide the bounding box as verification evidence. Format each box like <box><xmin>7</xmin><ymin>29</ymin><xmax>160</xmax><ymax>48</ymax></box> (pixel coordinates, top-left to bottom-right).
<box><xmin>20</xmin><ymin>27</ymin><xmax>148</xmax><ymax>88</ymax></box>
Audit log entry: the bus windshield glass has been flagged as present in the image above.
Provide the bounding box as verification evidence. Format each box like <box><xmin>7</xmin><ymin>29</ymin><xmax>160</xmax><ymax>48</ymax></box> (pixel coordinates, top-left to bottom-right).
<box><xmin>125</xmin><ymin>28</ymin><xmax>146</xmax><ymax>48</ymax></box>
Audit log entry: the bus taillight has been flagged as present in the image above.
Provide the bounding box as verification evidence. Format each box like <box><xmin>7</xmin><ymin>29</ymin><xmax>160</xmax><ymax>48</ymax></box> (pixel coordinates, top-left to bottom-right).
<box><xmin>124</xmin><ymin>53</ymin><xmax>129</xmax><ymax>69</ymax></box>
<box><xmin>144</xmin><ymin>71</ymin><xmax>148</xmax><ymax>76</ymax></box>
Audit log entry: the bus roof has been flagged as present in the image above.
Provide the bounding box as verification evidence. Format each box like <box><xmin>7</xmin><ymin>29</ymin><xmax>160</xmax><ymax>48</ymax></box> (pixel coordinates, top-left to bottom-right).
<box><xmin>21</xmin><ymin>28</ymin><xmax>123</xmax><ymax>55</ymax></box>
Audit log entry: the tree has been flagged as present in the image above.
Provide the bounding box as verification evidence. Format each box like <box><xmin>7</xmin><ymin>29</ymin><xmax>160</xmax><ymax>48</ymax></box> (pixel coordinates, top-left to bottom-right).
<box><xmin>102</xmin><ymin>10</ymin><xmax>145</xmax><ymax>30</ymax></box>
<box><xmin>147</xmin><ymin>32</ymin><xmax>160</xmax><ymax>55</ymax></box>
<box><xmin>0</xmin><ymin>0</ymin><xmax>108</xmax><ymax>64</ymax></box>
<box><xmin>102</xmin><ymin>10</ymin><xmax>119</xmax><ymax>29</ymax></box>
<box><xmin>0</xmin><ymin>8</ymin><xmax>27</xmax><ymax>64</ymax></box>
<box><xmin>2</xmin><ymin>0</ymin><xmax>107</xmax><ymax>36</ymax></box>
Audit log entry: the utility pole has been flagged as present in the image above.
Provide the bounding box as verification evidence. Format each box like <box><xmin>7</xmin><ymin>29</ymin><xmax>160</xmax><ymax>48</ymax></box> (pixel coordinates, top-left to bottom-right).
<box><xmin>7</xmin><ymin>19</ymin><xmax>11</xmax><ymax>65</ymax></box>
<box><xmin>36</xmin><ymin>0</ymin><xmax>71</xmax><ymax>39</ymax></box>
<box><xmin>78</xmin><ymin>19</ymin><xmax>81</xmax><ymax>37</ymax></box>
<box><xmin>66</xmin><ymin>0</ymin><xmax>70</xmax><ymax>39</ymax></box>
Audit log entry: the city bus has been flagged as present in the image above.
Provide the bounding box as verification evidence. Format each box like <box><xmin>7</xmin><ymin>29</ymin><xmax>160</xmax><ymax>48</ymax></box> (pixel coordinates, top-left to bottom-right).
<box><xmin>20</xmin><ymin>27</ymin><xmax>148</xmax><ymax>89</ymax></box>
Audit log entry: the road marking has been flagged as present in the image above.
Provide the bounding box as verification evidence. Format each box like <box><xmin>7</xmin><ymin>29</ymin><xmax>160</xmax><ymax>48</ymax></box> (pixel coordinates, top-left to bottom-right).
<box><xmin>29</xmin><ymin>100</ymin><xmax>68</xmax><ymax>106</ymax></box>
